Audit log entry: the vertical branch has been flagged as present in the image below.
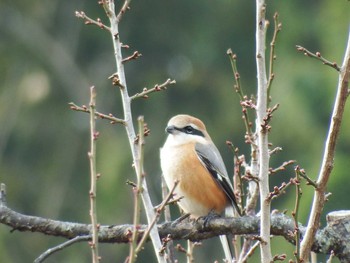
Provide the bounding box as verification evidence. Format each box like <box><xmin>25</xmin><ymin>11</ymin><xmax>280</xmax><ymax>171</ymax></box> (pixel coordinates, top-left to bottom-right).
<box><xmin>227</xmin><ymin>50</ymin><xmax>253</xmax><ymax>137</ymax></box>
<box><xmin>300</xmin><ymin>29</ymin><xmax>350</xmax><ymax>261</ymax></box>
<box><xmin>102</xmin><ymin>2</ymin><xmax>166</xmax><ymax>262</ymax></box>
<box><xmin>293</xmin><ymin>167</ymin><xmax>303</xmax><ymax>263</ymax></box>
<box><xmin>186</xmin><ymin>241</ymin><xmax>195</xmax><ymax>263</ymax></box>
<box><xmin>255</xmin><ymin>0</ymin><xmax>273</xmax><ymax>262</ymax></box>
<box><xmin>161</xmin><ymin>177</ymin><xmax>176</xmax><ymax>262</ymax></box>
<box><xmin>88</xmin><ymin>86</ymin><xmax>100</xmax><ymax>263</ymax></box>
<box><xmin>128</xmin><ymin>116</ymin><xmax>145</xmax><ymax>263</ymax></box>
<box><xmin>226</xmin><ymin>50</ymin><xmax>258</xmax><ymax>217</ymax></box>
<box><xmin>267</xmin><ymin>12</ymin><xmax>281</xmax><ymax>105</ymax></box>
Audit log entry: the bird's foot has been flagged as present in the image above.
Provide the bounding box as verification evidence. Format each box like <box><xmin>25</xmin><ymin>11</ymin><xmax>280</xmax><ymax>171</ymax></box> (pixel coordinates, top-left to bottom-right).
<box><xmin>197</xmin><ymin>210</ymin><xmax>221</xmax><ymax>228</ymax></box>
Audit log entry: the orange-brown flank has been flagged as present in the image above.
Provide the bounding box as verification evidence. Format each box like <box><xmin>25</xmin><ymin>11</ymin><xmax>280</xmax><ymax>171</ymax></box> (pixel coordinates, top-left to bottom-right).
<box><xmin>173</xmin><ymin>143</ymin><xmax>228</xmax><ymax>215</ymax></box>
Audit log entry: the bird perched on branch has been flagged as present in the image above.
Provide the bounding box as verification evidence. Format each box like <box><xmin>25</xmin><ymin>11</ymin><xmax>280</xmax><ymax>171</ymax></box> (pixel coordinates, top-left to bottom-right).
<box><xmin>160</xmin><ymin>114</ymin><xmax>241</xmax><ymax>261</ymax></box>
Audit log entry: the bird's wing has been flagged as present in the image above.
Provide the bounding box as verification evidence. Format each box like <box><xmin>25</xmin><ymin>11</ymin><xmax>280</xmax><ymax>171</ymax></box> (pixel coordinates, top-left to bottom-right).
<box><xmin>195</xmin><ymin>143</ymin><xmax>241</xmax><ymax>216</ymax></box>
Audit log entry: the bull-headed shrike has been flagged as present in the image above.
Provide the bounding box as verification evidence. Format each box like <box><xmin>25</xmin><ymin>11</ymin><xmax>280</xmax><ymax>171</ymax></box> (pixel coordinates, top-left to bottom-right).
<box><xmin>160</xmin><ymin>114</ymin><xmax>241</xmax><ymax>261</ymax></box>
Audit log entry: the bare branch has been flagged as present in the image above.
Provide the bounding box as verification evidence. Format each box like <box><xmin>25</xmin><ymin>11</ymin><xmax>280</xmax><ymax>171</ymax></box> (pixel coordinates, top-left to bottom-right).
<box><xmin>100</xmin><ymin>2</ymin><xmax>166</xmax><ymax>261</ymax></box>
<box><xmin>260</xmin><ymin>103</ymin><xmax>279</xmax><ymax>134</ymax></box>
<box><xmin>34</xmin><ymin>235</ymin><xmax>91</xmax><ymax>263</ymax></box>
<box><xmin>269</xmin><ymin>160</ymin><xmax>296</xmax><ymax>175</ymax></box>
<box><xmin>268</xmin><ymin>181</ymin><xmax>292</xmax><ymax>201</ymax></box>
<box><xmin>300</xmin><ymin>30</ymin><xmax>350</xmax><ymax>261</ymax></box>
<box><xmin>88</xmin><ymin>86</ymin><xmax>100</xmax><ymax>262</ymax></box>
<box><xmin>128</xmin><ymin>116</ymin><xmax>146</xmax><ymax>263</ymax></box>
<box><xmin>240</xmin><ymin>241</ymin><xmax>260</xmax><ymax>263</ymax></box>
<box><xmin>295</xmin><ymin>45</ymin><xmax>340</xmax><ymax>71</ymax></box>
<box><xmin>135</xmin><ymin>180</ymin><xmax>180</xmax><ymax>255</ymax></box>
<box><xmin>227</xmin><ymin>49</ymin><xmax>254</xmax><ymax>138</ymax></box>
<box><xmin>75</xmin><ymin>11</ymin><xmax>111</xmax><ymax>31</ymax></box>
<box><xmin>117</xmin><ymin>0</ymin><xmax>132</xmax><ymax>23</ymax></box>
<box><xmin>255</xmin><ymin>0</ymin><xmax>273</xmax><ymax>261</ymax></box>
<box><xmin>267</xmin><ymin>12</ymin><xmax>282</xmax><ymax>105</ymax></box>
<box><xmin>122</xmin><ymin>51</ymin><xmax>142</xmax><ymax>64</ymax></box>
<box><xmin>108</xmin><ymin>72</ymin><xmax>125</xmax><ymax>89</ymax></box>
<box><xmin>298</xmin><ymin>168</ymin><xmax>317</xmax><ymax>188</ymax></box>
<box><xmin>292</xmin><ymin>166</ymin><xmax>303</xmax><ymax>263</ymax></box>
<box><xmin>2</xmin><ymin>199</ymin><xmax>350</xmax><ymax>261</ymax></box>
<box><xmin>69</xmin><ymin>102</ymin><xmax>125</xmax><ymax>125</ymax></box>
<box><xmin>130</xmin><ymin>79</ymin><xmax>176</xmax><ymax>100</ymax></box>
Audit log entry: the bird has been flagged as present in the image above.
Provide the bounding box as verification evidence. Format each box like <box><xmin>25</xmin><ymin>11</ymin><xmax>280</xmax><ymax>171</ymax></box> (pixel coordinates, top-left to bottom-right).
<box><xmin>160</xmin><ymin>114</ymin><xmax>241</xmax><ymax>261</ymax></box>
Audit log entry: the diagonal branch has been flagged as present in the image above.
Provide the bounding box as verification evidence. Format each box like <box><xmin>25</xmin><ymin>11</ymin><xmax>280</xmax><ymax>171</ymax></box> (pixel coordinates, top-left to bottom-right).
<box><xmin>299</xmin><ymin>29</ymin><xmax>350</xmax><ymax>261</ymax></box>
<box><xmin>296</xmin><ymin>45</ymin><xmax>341</xmax><ymax>71</ymax></box>
<box><xmin>75</xmin><ymin>11</ymin><xmax>111</xmax><ymax>31</ymax></box>
<box><xmin>116</xmin><ymin>0</ymin><xmax>132</xmax><ymax>23</ymax></box>
<box><xmin>130</xmin><ymin>79</ymin><xmax>176</xmax><ymax>101</ymax></box>
<box><xmin>34</xmin><ymin>235</ymin><xmax>91</xmax><ymax>263</ymax></box>
<box><xmin>101</xmin><ymin>2</ymin><xmax>166</xmax><ymax>262</ymax></box>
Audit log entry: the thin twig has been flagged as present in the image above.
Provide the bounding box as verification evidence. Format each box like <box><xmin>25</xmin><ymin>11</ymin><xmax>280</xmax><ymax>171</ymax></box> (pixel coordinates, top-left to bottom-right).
<box><xmin>135</xmin><ymin>180</ymin><xmax>180</xmax><ymax>254</ymax></box>
<box><xmin>231</xmin><ymin>145</ymin><xmax>244</xmax><ymax>214</ymax></box>
<box><xmin>117</xmin><ymin>0</ymin><xmax>132</xmax><ymax>23</ymax></box>
<box><xmin>108</xmin><ymin>72</ymin><xmax>125</xmax><ymax>89</ymax></box>
<box><xmin>240</xmin><ymin>241</ymin><xmax>260</xmax><ymax>263</ymax></box>
<box><xmin>154</xmin><ymin>196</ymin><xmax>183</xmax><ymax>211</ymax></box>
<box><xmin>268</xmin><ymin>181</ymin><xmax>292</xmax><ymax>201</ymax></box>
<box><xmin>227</xmin><ymin>49</ymin><xmax>253</xmax><ymax>137</ymax></box>
<box><xmin>122</xmin><ymin>51</ymin><xmax>142</xmax><ymax>64</ymax></box>
<box><xmin>161</xmin><ymin>177</ymin><xmax>176</xmax><ymax>262</ymax></box>
<box><xmin>298</xmin><ymin>169</ymin><xmax>317</xmax><ymax>188</ymax></box>
<box><xmin>296</xmin><ymin>45</ymin><xmax>340</xmax><ymax>71</ymax></box>
<box><xmin>130</xmin><ymin>79</ymin><xmax>176</xmax><ymax>100</ymax></box>
<box><xmin>129</xmin><ymin>116</ymin><xmax>146</xmax><ymax>263</ymax></box>
<box><xmin>227</xmin><ymin>50</ymin><xmax>243</xmax><ymax>98</ymax></box>
<box><xmin>88</xmin><ymin>86</ymin><xmax>100</xmax><ymax>263</ymax></box>
<box><xmin>269</xmin><ymin>160</ymin><xmax>296</xmax><ymax>175</ymax></box>
<box><xmin>267</xmin><ymin>12</ymin><xmax>282</xmax><ymax>105</ymax></box>
<box><xmin>300</xmin><ymin>30</ymin><xmax>350</xmax><ymax>261</ymax></box>
<box><xmin>34</xmin><ymin>235</ymin><xmax>91</xmax><ymax>263</ymax></box>
<box><xmin>75</xmin><ymin>11</ymin><xmax>111</xmax><ymax>32</ymax></box>
<box><xmin>227</xmin><ymin>47</ymin><xmax>259</xmax><ymax>237</ymax></box>
<box><xmin>69</xmin><ymin>102</ymin><xmax>125</xmax><ymax>125</ymax></box>
<box><xmin>261</xmin><ymin>103</ymin><xmax>279</xmax><ymax>133</ymax></box>
<box><xmin>292</xmin><ymin>166</ymin><xmax>302</xmax><ymax>263</ymax></box>
<box><xmin>269</xmin><ymin>146</ymin><xmax>282</xmax><ymax>156</ymax></box>
<box><xmin>99</xmin><ymin>0</ymin><xmax>113</xmax><ymax>18</ymax></box>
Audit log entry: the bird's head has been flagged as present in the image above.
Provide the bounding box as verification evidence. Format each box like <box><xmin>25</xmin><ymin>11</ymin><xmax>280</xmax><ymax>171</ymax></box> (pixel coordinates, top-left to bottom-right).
<box><xmin>164</xmin><ymin>114</ymin><xmax>211</xmax><ymax>146</ymax></box>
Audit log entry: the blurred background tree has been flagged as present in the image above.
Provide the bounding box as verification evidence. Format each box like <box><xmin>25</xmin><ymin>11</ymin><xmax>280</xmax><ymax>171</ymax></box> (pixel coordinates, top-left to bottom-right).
<box><xmin>0</xmin><ymin>0</ymin><xmax>349</xmax><ymax>262</ymax></box>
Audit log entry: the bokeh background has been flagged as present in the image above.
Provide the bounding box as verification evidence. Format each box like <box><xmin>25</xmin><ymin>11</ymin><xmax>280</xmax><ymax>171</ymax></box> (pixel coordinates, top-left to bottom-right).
<box><xmin>0</xmin><ymin>0</ymin><xmax>349</xmax><ymax>262</ymax></box>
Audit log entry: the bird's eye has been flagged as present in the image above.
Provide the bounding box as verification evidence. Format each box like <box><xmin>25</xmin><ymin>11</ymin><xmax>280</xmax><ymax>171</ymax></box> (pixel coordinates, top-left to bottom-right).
<box><xmin>184</xmin><ymin>126</ymin><xmax>194</xmax><ymax>134</ymax></box>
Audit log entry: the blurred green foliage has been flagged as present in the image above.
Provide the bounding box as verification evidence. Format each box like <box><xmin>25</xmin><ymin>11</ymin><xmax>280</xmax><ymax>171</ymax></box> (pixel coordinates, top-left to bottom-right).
<box><xmin>0</xmin><ymin>0</ymin><xmax>349</xmax><ymax>262</ymax></box>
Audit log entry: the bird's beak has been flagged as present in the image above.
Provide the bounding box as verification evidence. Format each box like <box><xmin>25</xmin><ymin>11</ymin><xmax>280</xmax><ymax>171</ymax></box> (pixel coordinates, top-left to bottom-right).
<box><xmin>165</xmin><ymin>125</ymin><xmax>176</xmax><ymax>134</ymax></box>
